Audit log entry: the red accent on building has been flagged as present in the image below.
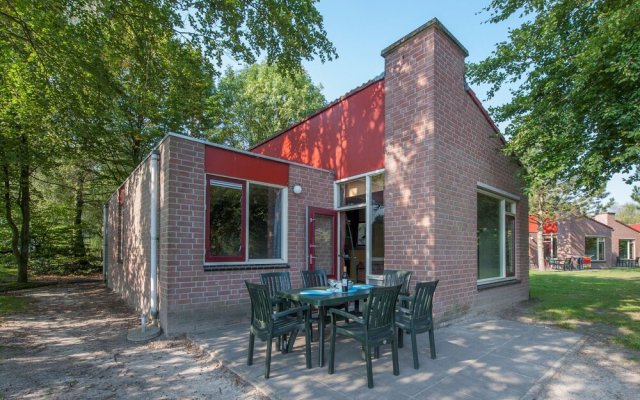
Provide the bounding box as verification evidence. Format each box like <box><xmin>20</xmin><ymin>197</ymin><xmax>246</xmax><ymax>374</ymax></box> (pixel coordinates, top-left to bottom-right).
<box><xmin>204</xmin><ymin>145</ymin><xmax>288</xmax><ymax>186</ymax></box>
<box><xmin>629</xmin><ymin>223</ymin><xmax>640</xmax><ymax>233</ymax></box>
<box><xmin>528</xmin><ymin>215</ymin><xmax>558</xmax><ymax>234</ymax></box>
<box><xmin>252</xmin><ymin>79</ymin><xmax>385</xmax><ymax>180</ymax></box>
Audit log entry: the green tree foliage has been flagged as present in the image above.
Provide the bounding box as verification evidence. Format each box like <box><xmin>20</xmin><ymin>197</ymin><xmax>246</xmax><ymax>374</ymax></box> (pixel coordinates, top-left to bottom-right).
<box><xmin>616</xmin><ymin>203</ymin><xmax>640</xmax><ymax>225</ymax></box>
<box><xmin>208</xmin><ymin>63</ymin><xmax>326</xmax><ymax>149</ymax></box>
<box><xmin>0</xmin><ymin>0</ymin><xmax>335</xmax><ymax>282</ymax></box>
<box><xmin>468</xmin><ymin>0</ymin><xmax>640</xmax><ymax>194</ymax></box>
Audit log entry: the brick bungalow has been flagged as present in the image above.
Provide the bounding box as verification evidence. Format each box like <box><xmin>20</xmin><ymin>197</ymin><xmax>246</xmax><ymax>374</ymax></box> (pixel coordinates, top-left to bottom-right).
<box><xmin>528</xmin><ymin>212</ymin><xmax>640</xmax><ymax>268</ymax></box>
<box><xmin>104</xmin><ymin>19</ymin><xmax>529</xmax><ymax>335</ymax></box>
<box><xmin>593</xmin><ymin>213</ymin><xmax>640</xmax><ymax>266</ymax></box>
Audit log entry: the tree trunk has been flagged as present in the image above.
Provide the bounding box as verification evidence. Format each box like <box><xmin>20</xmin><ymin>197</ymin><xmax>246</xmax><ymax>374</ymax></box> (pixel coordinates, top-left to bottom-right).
<box><xmin>2</xmin><ymin>163</ymin><xmax>22</xmax><ymax>281</ymax></box>
<box><xmin>536</xmin><ymin>222</ymin><xmax>545</xmax><ymax>271</ymax></box>
<box><xmin>72</xmin><ymin>170</ymin><xmax>88</xmax><ymax>268</ymax></box>
<box><xmin>17</xmin><ymin>135</ymin><xmax>30</xmax><ymax>283</ymax></box>
<box><xmin>536</xmin><ymin>195</ymin><xmax>546</xmax><ymax>271</ymax></box>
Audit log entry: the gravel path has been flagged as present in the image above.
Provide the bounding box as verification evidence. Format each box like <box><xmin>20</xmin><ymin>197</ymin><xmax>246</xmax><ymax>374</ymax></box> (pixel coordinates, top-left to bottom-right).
<box><xmin>0</xmin><ymin>282</ymin><xmax>267</xmax><ymax>400</ymax></box>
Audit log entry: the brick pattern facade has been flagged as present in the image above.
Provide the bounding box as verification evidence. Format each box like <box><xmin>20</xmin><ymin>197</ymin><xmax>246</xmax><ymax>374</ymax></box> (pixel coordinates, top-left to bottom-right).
<box><xmin>108</xmin><ymin>135</ymin><xmax>334</xmax><ymax>334</ymax></box>
<box><xmin>383</xmin><ymin>23</ymin><xmax>528</xmax><ymax>320</ymax></box>
<box><xmin>555</xmin><ymin>216</ymin><xmax>612</xmax><ymax>267</ymax></box>
<box><xmin>106</xmin><ymin>155</ymin><xmax>153</xmax><ymax>316</ymax></box>
<box><xmin>593</xmin><ymin>213</ymin><xmax>640</xmax><ymax>266</ymax></box>
<box><xmin>107</xmin><ymin>20</ymin><xmax>530</xmax><ymax>334</ymax></box>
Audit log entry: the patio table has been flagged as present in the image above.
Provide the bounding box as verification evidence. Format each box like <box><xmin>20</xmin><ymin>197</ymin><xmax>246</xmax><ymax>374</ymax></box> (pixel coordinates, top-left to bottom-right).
<box><xmin>278</xmin><ymin>285</ymin><xmax>373</xmax><ymax>367</ymax></box>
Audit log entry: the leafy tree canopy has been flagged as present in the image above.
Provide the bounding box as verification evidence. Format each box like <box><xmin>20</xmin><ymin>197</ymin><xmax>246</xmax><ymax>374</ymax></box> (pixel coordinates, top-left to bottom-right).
<box><xmin>208</xmin><ymin>62</ymin><xmax>326</xmax><ymax>149</ymax></box>
<box><xmin>468</xmin><ymin>0</ymin><xmax>640</xmax><ymax>194</ymax></box>
<box><xmin>615</xmin><ymin>202</ymin><xmax>640</xmax><ymax>224</ymax></box>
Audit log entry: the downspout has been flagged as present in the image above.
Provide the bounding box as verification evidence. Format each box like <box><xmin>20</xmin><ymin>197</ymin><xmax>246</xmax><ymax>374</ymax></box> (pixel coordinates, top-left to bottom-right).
<box><xmin>102</xmin><ymin>203</ymin><xmax>109</xmax><ymax>284</ymax></box>
<box><xmin>150</xmin><ymin>150</ymin><xmax>160</xmax><ymax>321</ymax></box>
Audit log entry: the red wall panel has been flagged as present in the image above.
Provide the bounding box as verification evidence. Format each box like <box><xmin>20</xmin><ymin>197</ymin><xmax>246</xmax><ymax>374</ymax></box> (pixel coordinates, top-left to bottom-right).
<box><xmin>252</xmin><ymin>79</ymin><xmax>385</xmax><ymax>180</ymax></box>
<box><xmin>528</xmin><ymin>216</ymin><xmax>558</xmax><ymax>234</ymax></box>
<box><xmin>204</xmin><ymin>145</ymin><xmax>288</xmax><ymax>186</ymax></box>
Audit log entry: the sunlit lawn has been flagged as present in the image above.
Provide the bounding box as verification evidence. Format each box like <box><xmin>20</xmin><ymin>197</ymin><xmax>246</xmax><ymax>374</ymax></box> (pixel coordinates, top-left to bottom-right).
<box><xmin>529</xmin><ymin>268</ymin><xmax>640</xmax><ymax>350</ymax></box>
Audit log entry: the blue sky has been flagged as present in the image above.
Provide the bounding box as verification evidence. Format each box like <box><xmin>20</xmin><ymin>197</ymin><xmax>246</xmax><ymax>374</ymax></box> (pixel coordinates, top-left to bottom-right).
<box><xmin>300</xmin><ymin>0</ymin><xmax>634</xmax><ymax>205</ymax></box>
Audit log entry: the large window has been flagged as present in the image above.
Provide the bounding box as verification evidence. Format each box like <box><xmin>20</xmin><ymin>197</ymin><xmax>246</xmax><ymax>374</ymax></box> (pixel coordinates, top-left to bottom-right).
<box><xmin>619</xmin><ymin>239</ymin><xmax>635</xmax><ymax>260</ymax></box>
<box><xmin>585</xmin><ymin>237</ymin><xmax>605</xmax><ymax>261</ymax></box>
<box><xmin>206</xmin><ymin>175</ymin><xmax>285</xmax><ymax>263</ymax></box>
<box><xmin>477</xmin><ymin>191</ymin><xmax>516</xmax><ymax>282</ymax></box>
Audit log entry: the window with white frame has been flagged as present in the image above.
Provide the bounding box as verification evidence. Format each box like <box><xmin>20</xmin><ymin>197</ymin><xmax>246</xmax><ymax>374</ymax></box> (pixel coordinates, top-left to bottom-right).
<box><xmin>619</xmin><ymin>239</ymin><xmax>635</xmax><ymax>260</ymax></box>
<box><xmin>543</xmin><ymin>234</ymin><xmax>558</xmax><ymax>259</ymax></box>
<box><xmin>477</xmin><ymin>190</ymin><xmax>516</xmax><ymax>282</ymax></box>
<box><xmin>585</xmin><ymin>236</ymin><xmax>605</xmax><ymax>261</ymax></box>
<box><xmin>206</xmin><ymin>175</ymin><xmax>286</xmax><ymax>264</ymax></box>
<box><xmin>335</xmin><ymin>171</ymin><xmax>385</xmax><ymax>277</ymax></box>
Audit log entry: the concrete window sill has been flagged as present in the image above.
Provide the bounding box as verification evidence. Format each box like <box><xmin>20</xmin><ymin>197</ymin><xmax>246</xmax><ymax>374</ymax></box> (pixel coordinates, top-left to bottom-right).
<box><xmin>203</xmin><ymin>264</ymin><xmax>289</xmax><ymax>272</ymax></box>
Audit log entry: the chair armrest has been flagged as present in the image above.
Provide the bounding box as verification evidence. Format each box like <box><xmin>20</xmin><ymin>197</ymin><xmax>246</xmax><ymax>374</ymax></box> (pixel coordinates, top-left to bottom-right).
<box><xmin>398</xmin><ymin>294</ymin><xmax>413</xmax><ymax>303</ymax></box>
<box><xmin>329</xmin><ymin>308</ymin><xmax>363</xmax><ymax>324</ymax></box>
<box><xmin>272</xmin><ymin>305</ymin><xmax>309</xmax><ymax>320</ymax></box>
<box><xmin>397</xmin><ymin>305</ymin><xmax>412</xmax><ymax>314</ymax></box>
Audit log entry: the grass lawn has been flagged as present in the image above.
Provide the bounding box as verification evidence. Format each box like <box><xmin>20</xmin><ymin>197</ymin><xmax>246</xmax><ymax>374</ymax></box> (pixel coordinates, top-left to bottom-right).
<box><xmin>0</xmin><ymin>262</ymin><xmax>17</xmax><ymax>284</ymax></box>
<box><xmin>0</xmin><ymin>295</ymin><xmax>32</xmax><ymax>315</ymax></box>
<box><xmin>529</xmin><ymin>268</ymin><xmax>640</xmax><ymax>350</ymax></box>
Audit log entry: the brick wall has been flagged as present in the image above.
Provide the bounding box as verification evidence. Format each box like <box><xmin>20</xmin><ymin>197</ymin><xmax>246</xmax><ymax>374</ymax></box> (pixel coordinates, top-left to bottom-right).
<box><xmin>593</xmin><ymin>213</ymin><xmax>640</xmax><ymax>266</ymax></box>
<box><xmin>158</xmin><ymin>136</ymin><xmax>334</xmax><ymax>334</ymax></box>
<box><xmin>383</xmin><ymin>21</ymin><xmax>528</xmax><ymax>321</ymax></box>
<box><xmin>105</xmin><ymin>154</ymin><xmax>153</xmax><ymax>316</ymax></box>
<box><xmin>557</xmin><ymin>216</ymin><xmax>612</xmax><ymax>267</ymax></box>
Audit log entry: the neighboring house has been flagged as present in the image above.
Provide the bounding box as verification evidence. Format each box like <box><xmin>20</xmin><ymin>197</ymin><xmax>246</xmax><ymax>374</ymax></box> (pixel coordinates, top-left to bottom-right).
<box><xmin>528</xmin><ymin>212</ymin><xmax>640</xmax><ymax>268</ymax></box>
<box><xmin>104</xmin><ymin>19</ymin><xmax>529</xmax><ymax>335</ymax></box>
<box><xmin>593</xmin><ymin>213</ymin><xmax>640</xmax><ymax>266</ymax></box>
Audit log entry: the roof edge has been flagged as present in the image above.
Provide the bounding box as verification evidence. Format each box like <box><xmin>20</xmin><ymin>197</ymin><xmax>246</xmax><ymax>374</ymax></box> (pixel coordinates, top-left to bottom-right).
<box><xmin>381</xmin><ymin>18</ymin><xmax>469</xmax><ymax>57</ymax></box>
<box><xmin>167</xmin><ymin>133</ymin><xmax>334</xmax><ymax>173</ymax></box>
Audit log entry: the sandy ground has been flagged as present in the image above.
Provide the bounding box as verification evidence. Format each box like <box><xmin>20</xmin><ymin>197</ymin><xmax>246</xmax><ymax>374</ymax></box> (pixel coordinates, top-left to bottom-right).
<box><xmin>2</xmin><ymin>283</ymin><xmax>638</xmax><ymax>400</ymax></box>
<box><xmin>498</xmin><ymin>303</ymin><xmax>640</xmax><ymax>400</ymax></box>
<box><xmin>0</xmin><ymin>282</ymin><xmax>267</xmax><ymax>400</ymax></box>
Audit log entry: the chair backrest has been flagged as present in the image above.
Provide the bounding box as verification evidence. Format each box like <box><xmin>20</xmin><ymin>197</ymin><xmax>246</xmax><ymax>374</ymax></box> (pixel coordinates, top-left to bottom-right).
<box><xmin>411</xmin><ymin>280</ymin><xmax>439</xmax><ymax>320</ymax></box>
<box><xmin>245</xmin><ymin>281</ymin><xmax>273</xmax><ymax>331</ymax></box>
<box><xmin>301</xmin><ymin>270</ymin><xmax>329</xmax><ymax>288</ymax></box>
<box><xmin>383</xmin><ymin>270</ymin><xmax>412</xmax><ymax>295</ymax></box>
<box><xmin>260</xmin><ymin>272</ymin><xmax>292</xmax><ymax>300</ymax></box>
<box><xmin>364</xmin><ymin>285</ymin><xmax>401</xmax><ymax>333</ymax></box>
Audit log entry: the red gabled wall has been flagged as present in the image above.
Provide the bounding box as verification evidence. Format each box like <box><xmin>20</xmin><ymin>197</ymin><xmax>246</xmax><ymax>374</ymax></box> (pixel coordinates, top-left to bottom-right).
<box><xmin>528</xmin><ymin>216</ymin><xmax>558</xmax><ymax>234</ymax></box>
<box><xmin>251</xmin><ymin>79</ymin><xmax>385</xmax><ymax>180</ymax></box>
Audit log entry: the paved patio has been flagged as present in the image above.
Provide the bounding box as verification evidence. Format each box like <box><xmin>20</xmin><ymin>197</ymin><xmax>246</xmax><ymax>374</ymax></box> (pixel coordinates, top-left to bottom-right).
<box><xmin>190</xmin><ymin>317</ymin><xmax>584</xmax><ymax>400</ymax></box>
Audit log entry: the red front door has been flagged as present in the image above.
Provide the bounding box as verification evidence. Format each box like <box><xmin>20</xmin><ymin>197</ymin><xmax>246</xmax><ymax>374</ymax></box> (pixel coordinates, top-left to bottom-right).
<box><xmin>308</xmin><ymin>207</ymin><xmax>337</xmax><ymax>279</ymax></box>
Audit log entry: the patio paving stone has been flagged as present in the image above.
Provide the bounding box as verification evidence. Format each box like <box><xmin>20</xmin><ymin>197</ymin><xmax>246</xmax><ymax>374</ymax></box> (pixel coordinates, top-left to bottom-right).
<box><xmin>190</xmin><ymin>317</ymin><xmax>584</xmax><ymax>399</ymax></box>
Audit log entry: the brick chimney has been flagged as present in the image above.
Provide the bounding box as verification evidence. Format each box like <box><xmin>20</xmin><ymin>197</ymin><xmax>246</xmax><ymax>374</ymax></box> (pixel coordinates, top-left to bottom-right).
<box><xmin>382</xmin><ymin>18</ymin><xmax>469</xmax><ymax>282</ymax></box>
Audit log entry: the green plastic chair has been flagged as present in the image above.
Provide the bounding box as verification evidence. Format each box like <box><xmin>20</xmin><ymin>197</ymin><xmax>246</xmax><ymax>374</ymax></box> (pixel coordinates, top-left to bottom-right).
<box><xmin>383</xmin><ymin>270</ymin><xmax>412</xmax><ymax>295</ymax></box>
<box><xmin>245</xmin><ymin>281</ymin><xmax>311</xmax><ymax>379</ymax></box>
<box><xmin>260</xmin><ymin>271</ymin><xmax>292</xmax><ymax>310</ymax></box>
<box><xmin>301</xmin><ymin>269</ymin><xmax>330</xmax><ymax>288</ymax></box>
<box><xmin>328</xmin><ymin>285</ymin><xmax>402</xmax><ymax>389</ymax></box>
<box><xmin>301</xmin><ymin>270</ymin><xmax>348</xmax><ymax>340</ymax></box>
<box><xmin>395</xmin><ymin>280</ymin><xmax>439</xmax><ymax>369</ymax></box>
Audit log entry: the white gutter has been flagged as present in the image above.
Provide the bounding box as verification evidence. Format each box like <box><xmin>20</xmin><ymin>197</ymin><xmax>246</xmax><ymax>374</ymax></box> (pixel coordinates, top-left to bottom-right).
<box><xmin>102</xmin><ymin>203</ymin><xmax>109</xmax><ymax>283</ymax></box>
<box><xmin>150</xmin><ymin>150</ymin><xmax>160</xmax><ymax>320</ymax></box>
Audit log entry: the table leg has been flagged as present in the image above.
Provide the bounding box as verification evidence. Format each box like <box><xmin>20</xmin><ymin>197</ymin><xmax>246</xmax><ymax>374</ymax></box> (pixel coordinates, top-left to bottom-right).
<box><xmin>318</xmin><ymin>306</ymin><xmax>326</xmax><ymax>367</ymax></box>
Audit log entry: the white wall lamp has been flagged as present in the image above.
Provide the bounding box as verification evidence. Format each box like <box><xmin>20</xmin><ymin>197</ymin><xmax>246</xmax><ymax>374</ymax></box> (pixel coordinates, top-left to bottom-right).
<box><xmin>292</xmin><ymin>184</ymin><xmax>303</xmax><ymax>195</ymax></box>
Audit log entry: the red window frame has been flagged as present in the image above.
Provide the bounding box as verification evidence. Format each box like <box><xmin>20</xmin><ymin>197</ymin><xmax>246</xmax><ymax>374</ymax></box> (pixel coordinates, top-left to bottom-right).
<box><xmin>205</xmin><ymin>175</ymin><xmax>246</xmax><ymax>263</ymax></box>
